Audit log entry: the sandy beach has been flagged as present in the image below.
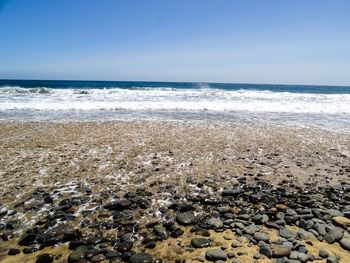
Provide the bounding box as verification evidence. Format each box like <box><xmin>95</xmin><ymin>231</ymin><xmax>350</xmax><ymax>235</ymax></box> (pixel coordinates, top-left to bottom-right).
<box><xmin>0</xmin><ymin>121</ymin><xmax>349</xmax><ymax>263</ymax></box>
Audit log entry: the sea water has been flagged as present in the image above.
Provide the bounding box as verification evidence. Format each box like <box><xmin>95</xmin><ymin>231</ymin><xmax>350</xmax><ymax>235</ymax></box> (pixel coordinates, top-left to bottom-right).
<box><xmin>0</xmin><ymin>79</ymin><xmax>349</xmax><ymax>131</ymax></box>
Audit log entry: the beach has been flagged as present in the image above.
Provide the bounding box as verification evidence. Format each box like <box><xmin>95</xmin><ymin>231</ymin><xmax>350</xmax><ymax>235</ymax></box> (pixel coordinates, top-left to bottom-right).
<box><xmin>0</xmin><ymin>120</ymin><xmax>349</xmax><ymax>262</ymax></box>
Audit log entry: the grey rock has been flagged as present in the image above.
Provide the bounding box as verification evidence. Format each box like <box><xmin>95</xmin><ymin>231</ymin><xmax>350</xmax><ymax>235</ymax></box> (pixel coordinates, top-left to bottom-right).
<box><xmin>68</xmin><ymin>246</ymin><xmax>87</xmax><ymax>263</ymax></box>
<box><xmin>326</xmin><ymin>256</ymin><xmax>338</xmax><ymax>263</ymax></box>
<box><xmin>324</xmin><ymin>228</ymin><xmax>343</xmax><ymax>244</ymax></box>
<box><xmin>279</xmin><ymin>228</ymin><xmax>295</xmax><ymax>239</ymax></box>
<box><xmin>176</xmin><ymin>211</ymin><xmax>195</xmax><ymax>225</ymax></box>
<box><xmin>191</xmin><ymin>237</ymin><xmax>210</xmax><ymax>248</ymax></box>
<box><xmin>253</xmin><ymin>232</ymin><xmax>270</xmax><ymax>242</ymax></box>
<box><xmin>339</xmin><ymin>237</ymin><xmax>350</xmax><ymax>251</ymax></box>
<box><xmin>207</xmin><ymin>217</ymin><xmax>223</xmax><ymax>228</ymax></box>
<box><xmin>205</xmin><ymin>249</ymin><xmax>227</xmax><ymax>261</ymax></box>
<box><xmin>243</xmin><ymin>224</ymin><xmax>260</xmax><ymax>235</ymax></box>
<box><xmin>129</xmin><ymin>253</ymin><xmax>153</xmax><ymax>263</ymax></box>
<box><xmin>319</xmin><ymin>249</ymin><xmax>329</xmax><ymax>258</ymax></box>
<box><xmin>276</xmin><ymin>258</ymin><xmax>302</xmax><ymax>263</ymax></box>
<box><xmin>271</xmin><ymin>245</ymin><xmax>292</xmax><ymax>258</ymax></box>
<box><xmin>259</xmin><ymin>245</ymin><xmax>272</xmax><ymax>258</ymax></box>
<box><xmin>90</xmin><ymin>254</ymin><xmax>106</xmax><ymax>263</ymax></box>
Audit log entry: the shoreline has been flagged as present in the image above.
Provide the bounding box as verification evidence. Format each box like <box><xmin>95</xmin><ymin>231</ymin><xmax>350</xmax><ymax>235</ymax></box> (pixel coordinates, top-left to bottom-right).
<box><xmin>0</xmin><ymin>121</ymin><xmax>349</xmax><ymax>262</ymax></box>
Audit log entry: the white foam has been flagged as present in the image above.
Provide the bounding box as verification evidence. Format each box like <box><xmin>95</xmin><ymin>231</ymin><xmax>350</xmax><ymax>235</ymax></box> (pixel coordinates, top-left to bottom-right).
<box><xmin>0</xmin><ymin>87</ymin><xmax>349</xmax><ymax>115</ymax></box>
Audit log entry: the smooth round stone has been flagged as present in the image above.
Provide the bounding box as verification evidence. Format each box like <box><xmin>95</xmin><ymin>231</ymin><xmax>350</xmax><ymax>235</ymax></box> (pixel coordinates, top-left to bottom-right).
<box><xmin>23</xmin><ymin>247</ymin><xmax>38</xmax><ymax>254</ymax></box>
<box><xmin>144</xmin><ymin>241</ymin><xmax>156</xmax><ymax>249</ymax></box>
<box><xmin>327</xmin><ymin>256</ymin><xmax>338</xmax><ymax>263</ymax></box>
<box><xmin>270</xmin><ymin>245</ymin><xmax>291</xmax><ymax>258</ymax></box>
<box><xmin>68</xmin><ymin>246</ymin><xmax>87</xmax><ymax>263</ymax></box>
<box><xmin>36</xmin><ymin>253</ymin><xmax>54</xmax><ymax>263</ymax></box>
<box><xmin>205</xmin><ymin>249</ymin><xmax>227</xmax><ymax>261</ymax></box>
<box><xmin>279</xmin><ymin>228</ymin><xmax>295</xmax><ymax>239</ymax></box>
<box><xmin>191</xmin><ymin>237</ymin><xmax>210</xmax><ymax>248</ymax></box>
<box><xmin>106</xmin><ymin>251</ymin><xmax>120</xmax><ymax>259</ymax></box>
<box><xmin>324</xmin><ymin>229</ymin><xmax>343</xmax><ymax>244</ymax></box>
<box><xmin>129</xmin><ymin>252</ymin><xmax>153</xmax><ymax>263</ymax></box>
<box><xmin>176</xmin><ymin>211</ymin><xmax>195</xmax><ymax>225</ymax></box>
<box><xmin>319</xmin><ymin>249</ymin><xmax>329</xmax><ymax>258</ymax></box>
<box><xmin>253</xmin><ymin>232</ymin><xmax>270</xmax><ymax>242</ymax></box>
<box><xmin>116</xmin><ymin>241</ymin><xmax>133</xmax><ymax>252</ymax></box>
<box><xmin>90</xmin><ymin>254</ymin><xmax>106</xmax><ymax>262</ymax></box>
<box><xmin>339</xmin><ymin>238</ymin><xmax>350</xmax><ymax>251</ymax></box>
<box><xmin>8</xmin><ymin>248</ymin><xmax>20</xmax><ymax>255</ymax></box>
<box><xmin>207</xmin><ymin>217</ymin><xmax>223</xmax><ymax>228</ymax></box>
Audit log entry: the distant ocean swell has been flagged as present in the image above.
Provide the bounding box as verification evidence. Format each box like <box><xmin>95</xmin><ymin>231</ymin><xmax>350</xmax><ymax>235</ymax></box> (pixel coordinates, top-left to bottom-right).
<box><xmin>0</xmin><ymin>80</ymin><xmax>349</xmax><ymax>131</ymax></box>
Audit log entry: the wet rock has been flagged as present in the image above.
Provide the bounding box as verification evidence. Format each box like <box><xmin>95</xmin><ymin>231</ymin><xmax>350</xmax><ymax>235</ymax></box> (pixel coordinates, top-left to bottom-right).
<box><xmin>23</xmin><ymin>246</ymin><xmax>38</xmax><ymax>254</ymax></box>
<box><xmin>18</xmin><ymin>233</ymin><xmax>41</xmax><ymax>246</ymax></box>
<box><xmin>154</xmin><ymin>225</ymin><xmax>167</xmax><ymax>239</ymax></box>
<box><xmin>205</xmin><ymin>249</ymin><xmax>227</xmax><ymax>261</ymax></box>
<box><xmin>324</xmin><ymin>228</ymin><xmax>343</xmax><ymax>244</ymax></box>
<box><xmin>144</xmin><ymin>241</ymin><xmax>156</xmax><ymax>249</ymax></box>
<box><xmin>8</xmin><ymin>248</ymin><xmax>20</xmax><ymax>255</ymax></box>
<box><xmin>68</xmin><ymin>246</ymin><xmax>87</xmax><ymax>263</ymax></box>
<box><xmin>116</xmin><ymin>241</ymin><xmax>133</xmax><ymax>252</ymax></box>
<box><xmin>36</xmin><ymin>253</ymin><xmax>54</xmax><ymax>263</ymax></box>
<box><xmin>176</xmin><ymin>211</ymin><xmax>195</xmax><ymax>225</ymax></box>
<box><xmin>170</xmin><ymin>227</ymin><xmax>184</xmax><ymax>238</ymax></box>
<box><xmin>69</xmin><ymin>240</ymin><xmax>87</xmax><ymax>250</ymax></box>
<box><xmin>104</xmin><ymin>199</ymin><xmax>132</xmax><ymax>211</ymax></box>
<box><xmin>106</xmin><ymin>251</ymin><xmax>121</xmax><ymax>259</ymax></box>
<box><xmin>129</xmin><ymin>252</ymin><xmax>153</xmax><ymax>263</ymax></box>
<box><xmin>191</xmin><ymin>237</ymin><xmax>210</xmax><ymax>248</ymax></box>
<box><xmin>339</xmin><ymin>238</ymin><xmax>350</xmax><ymax>251</ymax></box>
<box><xmin>87</xmin><ymin>236</ymin><xmax>104</xmax><ymax>245</ymax></box>
<box><xmin>222</xmin><ymin>189</ymin><xmax>241</xmax><ymax>197</ymax></box>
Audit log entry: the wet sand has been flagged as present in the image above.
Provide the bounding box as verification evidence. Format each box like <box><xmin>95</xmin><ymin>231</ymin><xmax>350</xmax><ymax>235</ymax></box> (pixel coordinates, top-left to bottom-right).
<box><xmin>0</xmin><ymin>121</ymin><xmax>349</xmax><ymax>263</ymax></box>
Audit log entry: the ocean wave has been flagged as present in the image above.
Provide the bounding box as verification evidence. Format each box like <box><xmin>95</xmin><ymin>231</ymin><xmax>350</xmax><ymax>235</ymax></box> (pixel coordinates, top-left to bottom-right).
<box><xmin>0</xmin><ymin>86</ymin><xmax>349</xmax><ymax>115</ymax></box>
<box><xmin>0</xmin><ymin>86</ymin><xmax>52</xmax><ymax>94</ymax></box>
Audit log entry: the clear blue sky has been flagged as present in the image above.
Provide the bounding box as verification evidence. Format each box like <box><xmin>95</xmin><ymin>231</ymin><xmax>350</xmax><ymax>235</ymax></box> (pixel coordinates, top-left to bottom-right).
<box><xmin>0</xmin><ymin>0</ymin><xmax>350</xmax><ymax>85</ymax></box>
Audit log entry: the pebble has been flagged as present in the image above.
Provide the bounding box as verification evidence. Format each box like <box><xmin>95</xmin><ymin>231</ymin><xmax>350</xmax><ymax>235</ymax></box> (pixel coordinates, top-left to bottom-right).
<box><xmin>327</xmin><ymin>256</ymin><xmax>338</xmax><ymax>263</ymax></box>
<box><xmin>324</xmin><ymin>228</ymin><xmax>343</xmax><ymax>244</ymax></box>
<box><xmin>191</xmin><ymin>237</ymin><xmax>210</xmax><ymax>248</ymax></box>
<box><xmin>253</xmin><ymin>232</ymin><xmax>270</xmax><ymax>242</ymax></box>
<box><xmin>207</xmin><ymin>217</ymin><xmax>223</xmax><ymax>228</ymax></box>
<box><xmin>129</xmin><ymin>253</ymin><xmax>153</xmax><ymax>263</ymax></box>
<box><xmin>68</xmin><ymin>246</ymin><xmax>87</xmax><ymax>263</ymax></box>
<box><xmin>319</xmin><ymin>249</ymin><xmax>329</xmax><ymax>258</ymax></box>
<box><xmin>339</xmin><ymin>237</ymin><xmax>350</xmax><ymax>251</ymax></box>
<box><xmin>36</xmin><ymin>253</ymin><xmax>54</xmax><ymax>263</ymax></box>
<box><xmin>270</xmin><ymin>245</ymin><xmax>292</xmax><ymax>258</ymax></box>
<box><xmin>205</xmin><ymin>249</ymin><xmax>227</xmax><ymax>261</ymax></box>
<box><xmin>8</xmin><ymin>248</ymin><xmax>20</xmax><ymax>255</ymax></box>
<box><xmin>176</xmin><ymin>211</ymin><xmax>196</xmax><ymax>225</ymax></box>
<box><xmin>90</xmin><ymin>254</ymin><xmax>106</xmax><ymax>262</ymax></box>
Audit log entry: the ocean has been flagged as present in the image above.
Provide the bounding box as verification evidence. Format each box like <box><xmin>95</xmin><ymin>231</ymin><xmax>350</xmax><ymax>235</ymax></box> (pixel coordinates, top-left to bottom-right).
<box><xmin>0</xmin><ymin>79</ymin><xmax>349</xmax><ymax>131</ymax></box>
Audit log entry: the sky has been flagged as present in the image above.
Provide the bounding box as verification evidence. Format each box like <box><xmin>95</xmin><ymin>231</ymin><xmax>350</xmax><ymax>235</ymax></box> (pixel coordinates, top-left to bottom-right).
<box><xmin>0</xmin><ymin>0</ymin><xmax>350</xmax><ymax>85</ymax></box>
